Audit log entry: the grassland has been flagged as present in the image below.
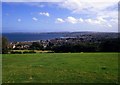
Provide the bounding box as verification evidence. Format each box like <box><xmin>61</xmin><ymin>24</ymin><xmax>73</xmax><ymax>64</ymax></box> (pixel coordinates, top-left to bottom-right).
<box><xmin>10</xmin><ymin>50</ymin><xmax>53</xmax><ymax>53</ymax></box>
<box><xmin>2</xmin><ymin>53</ymin><xmax>118</xmax><ymax>83</ymax></box>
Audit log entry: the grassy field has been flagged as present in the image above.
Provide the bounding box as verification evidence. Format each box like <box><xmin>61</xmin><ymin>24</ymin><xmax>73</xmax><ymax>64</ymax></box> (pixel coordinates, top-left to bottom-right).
<box><xmin>2</xmin><ymin>53</ymin><xmax>118</xmax><ymax>83</ymax></box>
<box><xmin>10</xmin><ymin>50</ymin><xmax>53</xmax><ymax>53</ymax></box>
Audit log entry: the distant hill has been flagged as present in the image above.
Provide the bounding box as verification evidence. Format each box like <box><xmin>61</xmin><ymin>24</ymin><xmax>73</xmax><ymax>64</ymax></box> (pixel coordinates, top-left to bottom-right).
<box><xmin>2</xmin><ymin>32</ymin><xmax>119</xmax><ymax>42</ymax></box>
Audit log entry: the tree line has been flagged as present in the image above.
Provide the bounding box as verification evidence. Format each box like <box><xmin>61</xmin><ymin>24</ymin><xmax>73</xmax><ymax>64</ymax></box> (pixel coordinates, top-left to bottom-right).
<box><xmin>2</xmin><ymin>36</ymin><xmax>120</xmax><ymax>54</ymax></box>
<box><xmin>50</xmin><ymin>38</ymin><xmax>120</xmax><ymax>53</ymax></box>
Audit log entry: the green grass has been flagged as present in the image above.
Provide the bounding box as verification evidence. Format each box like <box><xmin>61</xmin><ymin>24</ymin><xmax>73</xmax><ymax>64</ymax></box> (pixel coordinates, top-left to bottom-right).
<box><xmin>2</xmin><ymin>53</ymin><xmax>118</xmax><ymax>83</ymax></box>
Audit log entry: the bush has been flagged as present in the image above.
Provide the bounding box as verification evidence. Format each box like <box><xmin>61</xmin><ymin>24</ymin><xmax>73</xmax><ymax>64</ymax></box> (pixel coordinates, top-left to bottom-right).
<box><xmin>47</xmin><ymin>51</ymin><xmax>54</xmax><ymax>53</ymax></box>
<box><xmin>23</xmin><ymin>51</ymin><xmax>36</xmax><ymax>54</ymax></box>
<box><xmin>23</xmin><ymin>51</ymin><xmax>29</xmax><ymax>54</ymax></box>
<box><xmin>29</xmin><ymin>51</ymin><xmax>36</xmax><ymax>53</ymax></box>
<box><xmin>10</xmin><ymin>51</ymin><xmax>22</xmax><ymax>54</ymax></box>
<box><xmin>2</xmin><ymin>37</ymin><xmax>9</xmax><ymax>54</ymax></box>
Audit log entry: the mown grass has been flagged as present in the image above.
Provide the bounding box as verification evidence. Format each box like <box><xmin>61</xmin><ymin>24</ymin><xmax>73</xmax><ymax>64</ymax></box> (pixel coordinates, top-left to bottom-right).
<box><xmin>2</xmin><ymin>53</ymin><xmax>118</xmax><ymax>83</ymax></box>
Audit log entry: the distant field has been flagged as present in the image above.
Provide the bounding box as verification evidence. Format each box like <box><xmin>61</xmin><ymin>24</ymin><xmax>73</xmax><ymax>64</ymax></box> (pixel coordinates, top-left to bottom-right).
<box><xmin>2</xmin><ymin>53</ymin><xmax>118</xmax><ymax>83</ymax></box>
<box><xmin>11</xmin><ymin>50</ymin><xmax>53</xmax><ymax>53</ymax></box>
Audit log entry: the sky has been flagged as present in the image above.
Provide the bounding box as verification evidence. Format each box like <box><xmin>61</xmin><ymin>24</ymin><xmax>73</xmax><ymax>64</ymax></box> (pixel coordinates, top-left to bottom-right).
<box><xmin>2</xmin><ymin>0</ymin><xmax>119</xmax><ymax>33</ymax></box>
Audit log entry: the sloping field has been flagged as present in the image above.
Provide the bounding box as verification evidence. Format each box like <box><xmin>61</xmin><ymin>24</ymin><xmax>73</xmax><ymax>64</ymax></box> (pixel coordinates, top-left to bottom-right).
<box><xmin>2</xmin><ymin>53</ymin><xmax>118</xmax><ymax>83</ymax></box>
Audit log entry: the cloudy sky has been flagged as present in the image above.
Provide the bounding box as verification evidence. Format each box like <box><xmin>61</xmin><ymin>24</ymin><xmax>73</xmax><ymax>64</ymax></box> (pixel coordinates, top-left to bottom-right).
<box><xmin>2</xmin><ymin>0</ymin><xmax>119</xmax><ymax>33</ymax></box>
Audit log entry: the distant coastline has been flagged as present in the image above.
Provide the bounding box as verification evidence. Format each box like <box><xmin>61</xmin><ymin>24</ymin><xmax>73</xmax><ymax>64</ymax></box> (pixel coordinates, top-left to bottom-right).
<box><xmin>2</xmin><ymin>32</ymin><xmax>66</xmax><ymax>42</ymax></box>
<box><xmin>2</xmin><ymin>32</ymin><xmax>118</xmax><ymax>42</ymax></box>
<box><xmin>2</xmin><ymin>31</ymin><xmax>118</xmax><ymax>34</ymax></box>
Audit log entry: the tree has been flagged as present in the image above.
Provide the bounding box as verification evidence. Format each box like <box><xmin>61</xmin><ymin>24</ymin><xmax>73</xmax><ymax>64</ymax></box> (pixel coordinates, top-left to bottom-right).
<box><xmin>100</xmin><ymin>38</ymin><xmax>120</xmax><ymax>52</ymax></box>
<box><xmin>29</xmin><ymin>42</ymin><xmax>43</xmax><ymax>50</ymax></box>
<box><xmin>2</xmin><ymin>37</ymin><xmax>9</xmax><ymax>54</ymax></box>
<box><xmin>0</xmin><ymin>36</ymin><xmax>2</xmax><ymax>54</ymax></box>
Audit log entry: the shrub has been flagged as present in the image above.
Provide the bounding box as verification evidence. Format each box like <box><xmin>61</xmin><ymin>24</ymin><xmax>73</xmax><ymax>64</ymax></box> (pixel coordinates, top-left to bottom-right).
<box><xmin>47</xmin><ymin>51</ymin><xmax>54</xmax><ymax>53</ymax></box>
<box><xmin>10</xmin><ymin>51</ymin><xmax>22</xmax><ymax>54</ymax></box>
<box><xmin>23</xmin><ymin>51</ymin><xmax>36</xmax><ymax>54</ymax></box>
<box><xmin>29</xmin><ymin>51</ymin><xmax>36</xmax><ymax>53</ymax></box>
<box><xmin>23</xmin><ymin>51</ymin><xmax>29</xmax><ymax>54</ymax></box>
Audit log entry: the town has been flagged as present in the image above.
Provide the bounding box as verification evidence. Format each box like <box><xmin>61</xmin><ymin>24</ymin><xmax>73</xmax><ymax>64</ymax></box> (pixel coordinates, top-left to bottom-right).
<box><xmin>3</xmin><ymin>32</ymin><xmax>119</xmax><ymax>54</ymax></box>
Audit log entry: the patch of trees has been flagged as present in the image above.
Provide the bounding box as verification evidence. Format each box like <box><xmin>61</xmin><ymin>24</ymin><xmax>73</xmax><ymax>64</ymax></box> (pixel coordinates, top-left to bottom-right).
<box><xmin>100</xmin><ymin>38</ymin><xmax>120</xmax><ymax>52</ymax></box>
<box><xmin>50</xmin><ymin>38</ymin><xmax>120</xmax><ymax>53</ymax></box>
<box><xmin>2</xmin><ymin>36</ymin><xmax>9</xmax><ymax>54</ymax></box>
<box><xmin>51</xmin><ymin>43</ymin><xmax>97</xmax><ymax>53</ymax></box>
<box><xmin>29</xmin><ymin>42</ymin><xmax>44</xmax><ymax>50</ymax></box>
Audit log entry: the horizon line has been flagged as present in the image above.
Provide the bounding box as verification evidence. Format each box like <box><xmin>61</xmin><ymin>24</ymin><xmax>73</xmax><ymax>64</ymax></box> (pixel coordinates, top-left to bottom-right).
<box><xmin>2</xmin><ymin>31</ymin><xmax>119</xmax><ymax>33</ymax></box>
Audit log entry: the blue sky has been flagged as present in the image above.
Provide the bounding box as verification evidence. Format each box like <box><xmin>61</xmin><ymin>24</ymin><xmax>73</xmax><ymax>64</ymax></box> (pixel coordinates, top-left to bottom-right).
<box><xmin>2</xmin><ymin>0</ymin><xmax>118</xmax><ymax>33</ymax></box>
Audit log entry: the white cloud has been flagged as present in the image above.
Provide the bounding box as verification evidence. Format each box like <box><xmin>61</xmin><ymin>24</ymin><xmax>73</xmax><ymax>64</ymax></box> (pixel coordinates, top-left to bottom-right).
<box><xmin>32</xmin><ymin>17</ymin><xmax>38</xmax><ymax>21</ymax></box>
<box><xmin>55</xmin><ymin>16</ymin><xmax>113</xmax><ymax>28</ymax></box>
<box><xmin>59</xmin><ymin>0</ymin><xmax>118</xmax><ymax>28</ymax></box>
<box><xmin>17</xmin><ymin>18</ymin><xmax>21</xmax><ymax>22</ymax></box>
<box><xmin>110</xmin><ymin>19</ymin><xmax>118</xmax><ymax>23</ymax></box>
<box><xmin>97</xmin><ymin>17</ymin><xmax>107</xmax><ymax>23</ymax></box>
<box><xmin>55</xmin><ymin>17</ymin><xmax>83</xmax><ymax>24</ymax></box>
<box><xmin>107</xmin><ymin>24</ymin><xmax>112</xmax><ymax>27</ymax></box>
<box><xmin>85</xmin><ymin>19</ymin><xmax>93</xmax><ymax>24</ymax></box>
<box><xmin>66</xmin><ymin>16</ymin><xmax>78</xmax><ymax>24</ymax></box>
<box><xmin>39</xmin><ymin>12</ymin><xmax>50</xmax><ymax>17</ymax></box>
<box><xmin>85</xmin><ymin>17</ymin><xmax>114</xmax><ymax>28</ymax></box>
<box><xmin>79</xmin><ymin>18</ymin><xmax>84</xmax><ymax>22</ymax></box>
<box><xmin>59</xmin><ymin>0</ymin><xmax>118</xmax><ymax>13</ymax></box>
<box><xmin>55</xmin><ymin>18</ymin><xmax>65</xmax><ymax>23</ymax></box>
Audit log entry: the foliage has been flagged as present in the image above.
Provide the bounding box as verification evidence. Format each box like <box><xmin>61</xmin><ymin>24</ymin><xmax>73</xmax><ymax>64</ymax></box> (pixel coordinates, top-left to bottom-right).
<box><xmin>10</xmin><ymin>51</ymin><xmax>22</xmax><ymax>54</ymax></box>
<box><xmin>29</xmin><ymin>42</ymin><xmax>43</xmax><ymax>50</ymax></box>
<box><xmin>100</xmin><ymin>38</ymin><xmax>120</xmax><ymax>52</ymax></box>
<box><xmin>23</xmin><ymin>51</ymin><xmax>36</xmax><ymax>54</ymax></box>
<box><xmin>50</xmin><ymin>38</ymin><xmax>120</xmax><ymax>52</ymax></box>
<box><xmin>2</xmin><ymin>37</ymin><xmax>9</xmax><ymax>54</ymax></box>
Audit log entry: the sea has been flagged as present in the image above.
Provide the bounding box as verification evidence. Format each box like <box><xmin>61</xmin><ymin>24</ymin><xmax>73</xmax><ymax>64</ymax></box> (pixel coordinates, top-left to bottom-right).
<box><xmin>2</xmin><ymin>33</ymin><xmax>66</xmax><ymax>42</ymax></box>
